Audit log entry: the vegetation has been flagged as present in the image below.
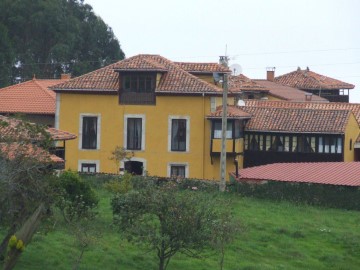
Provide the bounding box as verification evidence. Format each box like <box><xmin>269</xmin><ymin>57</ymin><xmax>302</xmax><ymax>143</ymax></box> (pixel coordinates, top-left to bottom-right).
<box><xmin>0</xmin><ymin>0</ymin><xmax>125</xmax><ymax>87</ymax></box>
<box><xmin>0</xmin><ymin>175</ymin><xmax>359</xmax><ymax>270</ymax></box>
<box><xmin>111</xmin><ymin>177</ymin><xmax>236</xmax><ymax>270</ymax></box>
<box><xmin>0</xmin><ymin>119</ymin><xmax>56</xmax><ymax>267</ymax></box>
<box><xmin>232</xmin><ymin>180</ymin><xmax>360</xmax><ymax>210</ymax></box>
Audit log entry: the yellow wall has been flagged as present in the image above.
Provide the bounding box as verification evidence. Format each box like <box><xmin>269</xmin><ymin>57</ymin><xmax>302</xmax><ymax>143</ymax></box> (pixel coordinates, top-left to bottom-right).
<box><xmin>58</xmin><ymin>93</ymin><xmax>236</xmax><ymax>180</ymax></box>
<box><xmin>344</xmin><ymin>113</ymin><xmax>360</xmax><ymax>162</ymax></box>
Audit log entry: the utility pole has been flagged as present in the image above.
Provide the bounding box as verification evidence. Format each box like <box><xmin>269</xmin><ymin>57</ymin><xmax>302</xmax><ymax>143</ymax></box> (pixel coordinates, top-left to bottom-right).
<box><xmin>219</xmin><ymin>56</ymin><xmax>229</xmax><ymax>192</ymax></box>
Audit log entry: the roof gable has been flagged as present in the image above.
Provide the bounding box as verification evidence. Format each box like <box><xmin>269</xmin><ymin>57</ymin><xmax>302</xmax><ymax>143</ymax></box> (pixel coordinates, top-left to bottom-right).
<box><xmin>228</xmin><ymin>75</ymin><xmax>268</xmax><ymax>93</ymax></box>
<box><xmin>253</xmin><ymin>79</ymin><xmax>328</xmax><ymax>102</ymax></box>
<box><xmin>275</xmin><ymin>68</ymin><xmax>355</xmax><ymax>90</ymax></box>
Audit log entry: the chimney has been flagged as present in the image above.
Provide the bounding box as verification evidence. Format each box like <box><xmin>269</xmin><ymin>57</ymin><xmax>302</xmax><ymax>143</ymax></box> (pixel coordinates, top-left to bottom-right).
<box><xmin>305</xmin><ymin>93</ymin><xmax>313</xmax><ymax>101</ymax></box>
<box><xmin>61</xmin><ymin>74</ymin><xmax>71</xmax><ymax>80</ymax></box>
<box><xmin>266</xmin><ymin>67</ymin><xmax>275</xmax><ymax>81</ymax></box>
<box><xmin>219</xmin><ymin>56</ymin><xmax>229</xmax><ymax>67</ymax></box>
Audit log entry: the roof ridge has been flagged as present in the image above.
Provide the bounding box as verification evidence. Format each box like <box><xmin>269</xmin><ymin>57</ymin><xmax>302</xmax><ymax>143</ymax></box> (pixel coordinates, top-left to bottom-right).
<box><xmin>33</xmin><ymin>79</ymin><xmax>56</xmax><ymax>100</ymax></box>
<box><xmin>154</xmin><ymin>55</ymin><xmax>223</xmax><ymax>93</ymax></box>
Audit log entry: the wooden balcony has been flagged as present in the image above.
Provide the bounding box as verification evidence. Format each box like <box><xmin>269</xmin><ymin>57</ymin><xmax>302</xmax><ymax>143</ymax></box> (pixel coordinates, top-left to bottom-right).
<box><xmin>211</xmin><ymin>138</ymin><xmax>243</xmax><ymax>156</ymax></box>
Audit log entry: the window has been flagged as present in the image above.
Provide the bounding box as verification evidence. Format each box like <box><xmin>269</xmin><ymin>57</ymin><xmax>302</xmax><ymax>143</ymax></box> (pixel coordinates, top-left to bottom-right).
<box><xmin>210</xmin><ymin>97</ymin><xmax>216</xmax><ymax>112</ymax></box>
<box><xmin>78</xmin><ymin>160</ymin><xmax>99</xmax><ymax>173</ymax></box>
<box><xmin>168</xmin><ymin>115</ymin><xmax>190</xmax><ymax>152</ymax></box>
<box><xmin>171</xmin><ymin>165</ymin><xmax>186</xmax><ymax>178</ymax></box>
<box><xmin>213</xmin><ymin>121</ymin><xmax>232</xmax><ymax>139</ymax></box>
<box><xmin>168</xmin><ymin>163</ymin><xmax>189</xmax><ymax>178</ymax></box>
<box><xmin>127</xmin><ymin>118</ymin><xmax>142</xmax><ymax>150</ymax></box>
<box><xmin>81</xmin><ymin>163</ymin><xmax>97</xmax><ymax>173</ymax></box>
<box><xmin>79</xmin><ymin>114</ymin><xmax>100</xmax><ymax>150</ymax></box>
<box><xmin>124</xmin><ymin>114</ymin><xmax>145</xmax><ymax>151</ymax></box>
<box><xmin>122</xmin><ymin>73</ymin><xmax>155</xmax><ymax>93</ymax></box>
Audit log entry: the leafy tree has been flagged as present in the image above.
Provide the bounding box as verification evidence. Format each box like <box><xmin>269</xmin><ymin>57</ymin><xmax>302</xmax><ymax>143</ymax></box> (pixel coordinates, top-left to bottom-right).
<box><xmin>0</xmin><ymin>118</ymin><xmax>57</xmax><ymax>268</ymax></box>
<box><xmin>0</xmin><ymin>0</ymin><xmax>125</xmax><ymax>86</ymax></box>
<box><xmin>111</xmin><ymin>178</ymin><xmax>237</xmax><ymax>270</ymax></box>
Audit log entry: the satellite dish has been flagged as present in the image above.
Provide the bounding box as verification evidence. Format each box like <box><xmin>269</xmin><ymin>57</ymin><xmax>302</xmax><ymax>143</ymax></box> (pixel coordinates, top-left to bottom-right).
<box><xmin>237</xmin><ymin>99</ymin><xmax>245</xmax><ymax>106</ymax></box>
<box><xmin>230</xmin><ymin>64</ymin><xmax>242</xmax><ymax>76</ymax></box>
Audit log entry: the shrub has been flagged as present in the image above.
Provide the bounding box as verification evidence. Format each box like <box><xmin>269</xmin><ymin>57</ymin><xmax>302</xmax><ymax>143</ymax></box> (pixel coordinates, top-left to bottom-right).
<box><xmin>57</xmin><ymin>171</ymin><xmax>98</xmax><ymax>221</ymax></box>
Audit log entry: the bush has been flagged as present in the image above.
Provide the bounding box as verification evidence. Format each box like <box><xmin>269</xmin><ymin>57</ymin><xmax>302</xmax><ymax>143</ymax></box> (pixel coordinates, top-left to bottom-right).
<box><xmin>103</xmin><ymin>173</ymin><xmax>133</xmax><ymax>194</ymax></box>
<box><xmin>57</xmin><ymin>171</ymin><xmax>99</xmax><ymax>221</ymax></box>
<box><xmin>232</xmin><ymin>180</ymin><xmax>360</xmax><ymax>210</ymax></box>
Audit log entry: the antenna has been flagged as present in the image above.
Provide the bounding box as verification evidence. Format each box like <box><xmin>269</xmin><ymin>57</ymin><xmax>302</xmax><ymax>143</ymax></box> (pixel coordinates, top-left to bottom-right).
<box><xmin>229</xmin><ymin>64</ymin><xmax>242</xmax><ymax>76</ymax></box>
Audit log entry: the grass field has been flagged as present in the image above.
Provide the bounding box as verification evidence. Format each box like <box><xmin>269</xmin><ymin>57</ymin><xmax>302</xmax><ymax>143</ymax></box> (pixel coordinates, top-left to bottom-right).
<box><xmin>3</xmin><ymin>187</ymin><xmax>360</xmax><ymax>270</ymax></box>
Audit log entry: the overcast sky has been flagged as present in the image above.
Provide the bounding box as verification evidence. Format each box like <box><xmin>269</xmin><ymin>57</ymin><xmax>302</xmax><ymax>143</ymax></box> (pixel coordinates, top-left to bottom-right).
<box><xmin>85</xmin><ymin>0</ymin><xmax>360</xmax><ymax>102</ymax></box>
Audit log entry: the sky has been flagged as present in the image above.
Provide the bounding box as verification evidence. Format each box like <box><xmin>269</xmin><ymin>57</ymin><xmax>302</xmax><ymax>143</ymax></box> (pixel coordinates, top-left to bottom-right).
<box><xmin>85</xmin><ymin>0</ymin><xmax>360</xmax><ymax>102</ymax></box>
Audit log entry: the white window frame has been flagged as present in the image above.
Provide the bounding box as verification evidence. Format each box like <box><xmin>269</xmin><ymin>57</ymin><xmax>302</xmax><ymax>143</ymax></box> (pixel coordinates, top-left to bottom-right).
<box><xmin>78</xmin><ymin>159</ymin><xmax>100</xmax><ymax>173</ymax></box>
<box><xmin>124</xmin><ymin>114</ymin><xmax>146</xmax><ymax>151</ymax></box>
<box><xmin>167</xmin><ymin>162</ymin><xmax>189</xmax><ymax>178</ymax></box>
<box><xmin>168</xmin><ymin>115</ymin><xmax>190</xmax><ymax>152</ymax></box>
<box><xmin>79</xmin><ymin>113</ymin><xmax>101</xmax><ymax>150</ymax></box>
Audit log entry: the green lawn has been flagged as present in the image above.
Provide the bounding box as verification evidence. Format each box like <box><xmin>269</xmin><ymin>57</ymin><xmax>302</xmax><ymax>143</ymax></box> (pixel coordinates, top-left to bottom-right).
<box><xmin>3</xmin><ymin>189</ymin><xmax>360</xmax><ymax>270</ymax></box>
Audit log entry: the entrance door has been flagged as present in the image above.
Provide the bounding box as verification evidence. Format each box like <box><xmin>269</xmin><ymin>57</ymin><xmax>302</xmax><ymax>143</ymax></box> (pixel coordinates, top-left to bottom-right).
<box><xmin>124</xmin><ymin>161</ymin><xmax>143</xmax><ymax>175</ymax></box>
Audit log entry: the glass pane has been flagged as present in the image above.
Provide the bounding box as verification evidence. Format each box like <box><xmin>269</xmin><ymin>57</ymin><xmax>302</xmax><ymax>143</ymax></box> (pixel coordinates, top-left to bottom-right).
<box><xmin>127</xmin><ymin>118</ymin><xmax>142</xmax><ymax>150</ymax></box>
<box><xmin>318</xmin><ymin>137</ymin><xmax>323</xmax><ymax>153</ymax></box>
<box><xmin>82</xmin><ymin>117</ymin><xmax>97</xmax><ymax>149</ymax></box>
<box><xmin>172</xmin><ymin>119</ymin><xmax>187</xmax><ymax>151</ymax></box>
<box><xmin>337</xmin><ymin>137</ymin><xmax>342</xmax><ymax>153</ymax></box>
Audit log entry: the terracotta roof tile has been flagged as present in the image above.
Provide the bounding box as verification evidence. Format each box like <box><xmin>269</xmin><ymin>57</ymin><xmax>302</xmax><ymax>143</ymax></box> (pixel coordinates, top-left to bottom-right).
<box><xmin>52</xmin><ymin>54</ymin><xmax>224</xmax><ymax>94</ymax></box>
<box><xmin>0</xmin><ymin>79</ymin><xmax>66</xmax><ymax>114</ymax></box>
<box><xmin>275</xmin><ymin>68</ymin><xmax>355</xmax><ymax>90</ymax></box>
<box><xmin>235</xmin><ymin>162</ymin><xmax>360</xmax><ymax>186</ymax></box>
<box><xmin>52</xmin><ymin>62</ymin><xmax>120</xmax><ymax>91</ymax></box>
<box><xmin>174</xmin><ymin>62</ymin><xmax>230</xmax><ymax>73</ymax></box>
<box><xmin>0</xmin><ymin>142</ymin><xmax>63</xmax><ymax>163</ymax></box>
<box><xmin>253</xmin><ymin>80</ymin><xmax>328</xmax><ymax>102</ymax></box>
<box><xmin>228</xmin><ymin>75</ymin><xmax>268</xmax><ymax>93</ymax></box>
<box><xmin>207</xmin><ymin>105</ymin><xmax>252</xmax><ymax>119</ymax></box>
<box><xmin>0</xmin><ymin>115</ymin><xmax>76</xmax><ymax>141</ymax></box>
<box><xmin>245</xmin><ymin>100</ymin><xmax>360</xmax><ymax>123</ymax></box>
<box><xmin>241</xmin><ymin>106</ymin><xmax>350</xmax><ymax>133</ymax></box>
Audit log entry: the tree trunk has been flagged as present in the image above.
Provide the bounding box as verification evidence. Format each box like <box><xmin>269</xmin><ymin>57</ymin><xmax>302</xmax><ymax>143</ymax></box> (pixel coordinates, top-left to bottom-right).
<box><xmin>0</xmin><ymin>225</ymin><xmax>17</xmax><ymax>261</ymax></box>
<box><xmin>3</xmin><ymin>203</ymin><xmax>45</xmax><ymax>270</ymax></box>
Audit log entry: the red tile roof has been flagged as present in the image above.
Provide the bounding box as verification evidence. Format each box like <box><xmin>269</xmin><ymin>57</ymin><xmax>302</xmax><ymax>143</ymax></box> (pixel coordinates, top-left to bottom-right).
<box><xmin>0</xmin><ymin>78</ymin><xmax>67</xmax><ymax>114</ymax></box>
<box><xmin>234</xmin><ymin>162</ymin><xmax>360</xmax><ymax>186</ymax></box>
<box><xmin>207</xmin><ymin>105</ymin><xmax>252</xmax><ymax>119</ymax></box>
<box><xmin>0</xmin><ymin>115</ymin><xmax>76</xmax><ymax>141</ymax></box>
<box><xmin>52</xmin><ymin>54</ymin><xmax>224</xmax><ymax>94</ymax></box>
<box><xmin>253</xmin><ymin>79</ymin><xmax>328</xmax><ymax>102</ymax></box>
<box><xmin>243</xmin><ymin>106</ymin><xmax>350</xmax><ymax>133</ymax></box>
<box><xmin>229</xmin><ymin>75</ymin><xmax>268</xmax><ymax>93</ymax></box>
<box><xmin>174</xmin><ymin>62</ymin><xmax>230</xmax><ymax>73</ymax></box>
<box><xmin>275</xmin><ymin>68</ymin><xmax>355</xmax><ymax>90</ymax></box>
<box><xmin>0</xmin><ymin>142</ymin><xmax>63</xmax><ymax>163</ymax></box>
<box><xmin>245</xmin><ymin>100</ymin><xmax>360</xmax><ymax>123</ymax></box>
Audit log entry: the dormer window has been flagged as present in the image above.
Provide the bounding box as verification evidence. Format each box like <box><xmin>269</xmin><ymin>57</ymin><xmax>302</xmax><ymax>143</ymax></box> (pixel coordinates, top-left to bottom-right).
<box><xmin>119</xmin><ymin>72</ymin><xmax>156</xmax><ymax>105</ymax></box>
<box><xmin>123</xmin><ymin>73</ymin><xmax>156</xmax><ymax>93</ymax></box>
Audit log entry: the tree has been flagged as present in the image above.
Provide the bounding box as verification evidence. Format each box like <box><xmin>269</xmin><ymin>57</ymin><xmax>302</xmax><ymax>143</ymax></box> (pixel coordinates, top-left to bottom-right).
<box><xmin>0</xmin><ymin>117</ymin><xmax>57</xmax><ymax>268</ymax></box>
<box><xmin>0</xmin><ymin>0</ymin><xmax>125</xmax><ymax>86</ymax></box>
<box><xmin>111</xmin><ymin>178</ymin><xmax>236</xmax><ymax>270</ymax></box>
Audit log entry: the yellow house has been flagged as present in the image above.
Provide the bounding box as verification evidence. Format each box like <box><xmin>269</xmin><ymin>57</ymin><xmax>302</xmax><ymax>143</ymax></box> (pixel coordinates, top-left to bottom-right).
<box><xmin>52</xmin><ymin>54</ymin><xmax>248</xmax><ymax>180</ymax></box>
<box><xmin>52</xmin><ymin>54</ymin><xmax>360</xmax><ymax>180</ymax></box>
